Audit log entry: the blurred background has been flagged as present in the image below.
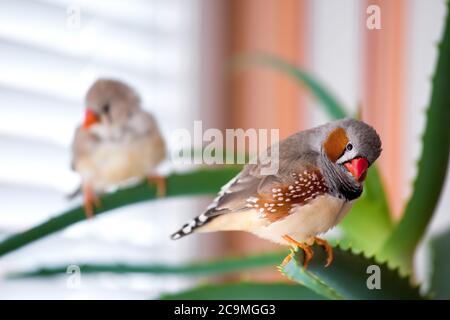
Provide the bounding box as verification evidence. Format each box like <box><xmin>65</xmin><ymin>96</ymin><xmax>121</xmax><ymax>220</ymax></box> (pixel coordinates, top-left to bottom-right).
<box><xmin>0</xmin><ymin>0</ymin><xmax>449</xmax><ymax>299</ymax></box>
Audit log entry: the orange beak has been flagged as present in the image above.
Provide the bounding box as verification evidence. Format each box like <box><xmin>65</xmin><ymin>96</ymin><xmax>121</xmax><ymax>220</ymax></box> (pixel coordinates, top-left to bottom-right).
<box><xmin>344</xmin><ymin>157</ymin><xmax>369</xmax><ymax>182</ymax></box>
<box><xmin>82</xmin><ymin>108</ymin><xmax>100</xmax><ymax>130</ymax></box>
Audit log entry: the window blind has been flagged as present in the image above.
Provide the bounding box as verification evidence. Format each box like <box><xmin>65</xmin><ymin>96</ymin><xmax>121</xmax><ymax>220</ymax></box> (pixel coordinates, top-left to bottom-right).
<box><xmin>0</xmin><ymin>0</ymin><xmax>201</xmax><ymax>299</ymax></box>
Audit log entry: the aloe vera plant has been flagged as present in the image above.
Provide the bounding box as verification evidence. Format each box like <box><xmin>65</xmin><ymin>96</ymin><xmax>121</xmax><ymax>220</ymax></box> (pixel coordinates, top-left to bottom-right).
<box><xmin>377</xmin><ymin>2</ymin><xmax>450</xmax><ymax>273</ymax></box>
<box><xmin>8</xmin><ymin>251</ymin><xmax>285</xmax><ymax>278</ymax></box>
<box><xmin>279</xmin><ymin>244</ymin><xmax>422</xmax><ymax>300</ymax></box>
<box><xmin>0</xmin><ymin>168</ymin><xmax>240</xmax><ymax>257</ymax></box>
<box><xmin>429</xmin><ymin>228</ymin><xmax>450</xmax><ymax>299</ymax></box>
<box><xmin>161</xmin><ymin>282</ymin><xmax>323</xmax><ymax>300</ymax></box>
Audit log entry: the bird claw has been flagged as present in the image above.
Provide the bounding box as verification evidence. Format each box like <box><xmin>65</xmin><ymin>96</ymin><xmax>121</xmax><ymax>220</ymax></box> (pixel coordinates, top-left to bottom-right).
<box><xmin>313</xmin><ymin>237</ymin><xmax>334</xmax><ymax>267</ymax></box>
<box><xmin>281</xmin><ymin>252</ymin><xmax>293</xmax><ymax>267</ymax></box>
<box><xmin>282</xmin><ymin>235</ymin><xmax>314</xmax><ymax>269</ymax></box>
<box><xmin>282</xmin><ymin>235</ymin><xmax>333</xmax><ymax>269</ymax></box>
<box><xmin>147</xmin><ymin>175</ymin><xmax>166</xmax><ymax>197</ymax></box>
<box><xmin>83</xmin><ymin>184</ymin><xmax>101</xmax><ymax>219</ymax></box>
<box><xmin>301</xmin><ymin>244</ymin><xmax>314</xmax><ymax>268</ymax></box>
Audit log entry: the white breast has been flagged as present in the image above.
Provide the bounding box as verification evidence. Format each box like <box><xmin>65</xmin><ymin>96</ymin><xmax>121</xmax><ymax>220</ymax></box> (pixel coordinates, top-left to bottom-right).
<box><xmin>252</xmin><ymin>195</ymin><xmax>353</xmax><ymax>245</ymax></box>
<box><xmin>197</xmin><ymin>194</ymin><xmax>353</xmax><ymax>246</ymax></box>
<box><xmin>76</xmin><ymin>134</ymin><xmax>165</xmax><ymax>191</ymax></box>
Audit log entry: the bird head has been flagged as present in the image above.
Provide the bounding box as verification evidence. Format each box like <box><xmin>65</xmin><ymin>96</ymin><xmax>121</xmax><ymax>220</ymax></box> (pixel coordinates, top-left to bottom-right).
<box><xmin>322</xmin><ymin>119</ymin><xmax>382</xmax><ymax>183</ymax></box>
<box><xmin>82</xmin><ymin>79</ymin><xmax>141</xmax><ymax>131</ymax></box>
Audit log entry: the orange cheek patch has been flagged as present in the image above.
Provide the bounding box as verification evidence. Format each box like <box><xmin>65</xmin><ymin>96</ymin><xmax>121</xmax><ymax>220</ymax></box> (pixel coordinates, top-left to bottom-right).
<box><xmin>323</xmin><ymin>127</ymin><xmax>348</xmax><ymax>162</ymax></box>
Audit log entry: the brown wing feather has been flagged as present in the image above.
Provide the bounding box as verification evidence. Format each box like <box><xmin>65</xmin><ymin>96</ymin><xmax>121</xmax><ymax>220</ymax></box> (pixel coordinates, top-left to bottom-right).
<box><xmin>171</xmin><ymin>157</ymin><xmax>328</xmax><ymax>239</ymax></box>
<box><xmin>246</xmin><ymin>168</ymin><xmax>329</xmax><ymax>223</ymax></box>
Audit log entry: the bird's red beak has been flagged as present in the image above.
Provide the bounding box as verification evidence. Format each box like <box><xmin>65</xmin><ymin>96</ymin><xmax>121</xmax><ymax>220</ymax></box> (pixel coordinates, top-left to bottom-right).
<box><xmin>82</xmin><ymin>108</ymin><xmax>100</xmax><ymax>130</ymax></box>
<box><xmin>344</xmin><ymin>157</ymin><xmax>369</xmax><ymax>182</ymax></box>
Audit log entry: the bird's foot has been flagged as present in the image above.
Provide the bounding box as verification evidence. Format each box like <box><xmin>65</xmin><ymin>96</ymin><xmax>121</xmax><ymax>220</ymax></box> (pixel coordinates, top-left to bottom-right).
<box><xmin>313</xmin><ymin>237</ymin><xmax>334</xmax><ymax>267</ymax></box>
<box><xmin>147</xmin><ymin>175</ymin><xmax>166</xmax><ymax>198</ymax></box>
<box><xmin>83</xmin><ymin>184</ymin><xmax>101</xmax><ymax>219</ymax></box>
<box><xmin>280</xmin><ymin>250</ymin><xmax>294</xmax><ymax>267</ymax></box>
<box><xmin>282</xmin><ymin>235</ymin><xmax>314</xmax><ymax>269</ymax></box>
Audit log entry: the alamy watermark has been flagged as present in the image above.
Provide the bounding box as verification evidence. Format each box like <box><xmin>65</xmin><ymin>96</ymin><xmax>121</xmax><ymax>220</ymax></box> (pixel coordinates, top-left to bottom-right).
<box><xmin>170</xmin><ymin>121</ymin><xmax>280</xmax><ymax>175</ymax></box>
<box><xmin>66</xmin><ymin>5</ymin><xmax>82</xmax><ymax>31</ymax></box>
<box><xmin>366</xmin><ymin>4</ymin><xmax>381</xmax><ymax>30</ymax></box>
<box><xmin>366</xmin><ymin>264</ymin><xmax>381</xmax><ymax>290</ymax></box>
<box><xmin>66</xmin><ymin>264</ymin><xmax>81</xmax><ymax>289</ymax></box>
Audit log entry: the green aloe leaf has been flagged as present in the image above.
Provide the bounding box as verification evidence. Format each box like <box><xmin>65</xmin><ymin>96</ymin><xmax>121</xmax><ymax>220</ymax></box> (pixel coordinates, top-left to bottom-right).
<box><xmin>279</xmin><ymin>243</ymin><xmax>423</xmax><ymax>300</ymax></box>
<box><xmin>160</xmin><ymin>282</ymin><xmax>323</xmax><ymax>300</ymax></box>
<box><xmin>429</xmin><ymin>228</ymin><xmax>450</xmax><ymax>299</ymax></box>
<box><xmin>233</xmin><ymin>53</ymin><xmax>347</xmax><ymax>119</ymax></box>
<box><xmin>0</xmin><ymin>167</ymin><xmax>240</xmax><ymax>258</ymax></box>
<box><xmin>8</xmin><ymin>252</ymin><xmax>285</xmax><ymax>278</ymax></box>
<box><xmin>237</xmin><ymin>53</ymin><xmax>392</xmax><ymax>253</ymax></box>
<box><xmin>378</xmin><ymin>3</ymin><xmax>450</xmax><ymax>274</ymax></box>
<box><xmin>339</xmin><ymin>168</ymin><xmax>392</xmax><ymax>255</ymax></box>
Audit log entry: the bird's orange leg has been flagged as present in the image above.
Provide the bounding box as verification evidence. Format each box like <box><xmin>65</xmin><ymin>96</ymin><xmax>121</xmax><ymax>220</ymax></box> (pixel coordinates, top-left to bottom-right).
<box><xmin>281</xmin><ymin>235</ymin><xmax>314</xmax><ymax>269</ymax></box>
<box><xmin>83</xmin><ymin>184</ymin><xmax>101</xmax><ymax>219</ymax></box>
<box><xmin>280</xmin><ymin>250</ymin><xmax>294</xmax><ymax>267</ymax></box>
<box><xmin>147</xmin><ymin>175</ymin><xmax>166</xmax><ymax>198</ymax></box>
<box><xmin>313</xmin><ymin>237</ymin><xmax>334</xmax><ymax>267</ymax></box>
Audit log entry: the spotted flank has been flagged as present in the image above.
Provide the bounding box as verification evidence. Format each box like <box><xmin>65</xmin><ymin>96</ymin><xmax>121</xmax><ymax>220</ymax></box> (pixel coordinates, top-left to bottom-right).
<box><xmin>246</xmin><ymin>170</ymin><xmax>328</xmax><ymax>223</ymax></box>
<box><xmin>171</xmin><ymin>168</ymin><xmax>329</xmax><ymax>240</ymax></box>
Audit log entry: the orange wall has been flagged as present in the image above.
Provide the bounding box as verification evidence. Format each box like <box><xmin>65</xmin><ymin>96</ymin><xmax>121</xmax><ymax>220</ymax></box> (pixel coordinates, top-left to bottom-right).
<box><xmin>224</xmin><ymin>0</ymin><xmax>309</xmax><ymax>274</ymax></box>
<box><xmin>228</xmin><ymin>0</ymin><xmax>309</xmax><ymax>139</ymax></box>
<box><xmin>363</xmin><ymin>0</ymin><xmax>406</xmax><ymax>218</ymax></box>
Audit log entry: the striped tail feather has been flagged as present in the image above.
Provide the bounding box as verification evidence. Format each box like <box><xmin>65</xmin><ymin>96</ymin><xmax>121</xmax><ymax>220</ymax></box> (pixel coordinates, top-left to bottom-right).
<box><xmin>171</xmin><ymin>174</ymin><xmax>240</xmax><ymax>240</ymax></box>
<box><xmin>170</xmin><ymin>213</ymin><xmax>210</xmax><ymax>240</ymax></box>
<box><xmin>170</xmin><ymin>206</ymin><xmax>230</xmax><ymax>240</ymax></box>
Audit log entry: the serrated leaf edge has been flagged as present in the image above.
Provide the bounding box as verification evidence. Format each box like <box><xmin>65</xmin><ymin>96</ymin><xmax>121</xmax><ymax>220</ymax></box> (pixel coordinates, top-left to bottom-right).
<box><xmin>278</xmin><ymin>248</ymin><xmax>344</xmax><ymax>300</ymax></box>
<box><xmin>278</xmin><ymin>242</ymin><xmax>425</xmax><ymax>299</ymax></box>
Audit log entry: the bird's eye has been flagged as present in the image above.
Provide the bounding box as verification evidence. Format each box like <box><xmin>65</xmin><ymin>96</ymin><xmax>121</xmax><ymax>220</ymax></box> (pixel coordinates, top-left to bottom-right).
<box><xmin>102</xmin><ymin>104</ymin><xmax>110</xmax><ymax>114</ymax></box>
<box><xmin>346</xmin><ymin>143</ymin><xmax>353</xmax><ymax>151</ymax></box>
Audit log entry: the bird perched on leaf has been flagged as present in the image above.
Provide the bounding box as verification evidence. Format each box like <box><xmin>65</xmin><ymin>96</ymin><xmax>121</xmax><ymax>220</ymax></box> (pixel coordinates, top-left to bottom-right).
<box><xmin>171</xmin><ymin>119</ymin><xmax>381</xmax><ymax>268</ymax></box>
<box><xmin>71</xmin><ymin>79</ymin><xmax>166</xmax><ymax>218</ymax></box>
